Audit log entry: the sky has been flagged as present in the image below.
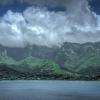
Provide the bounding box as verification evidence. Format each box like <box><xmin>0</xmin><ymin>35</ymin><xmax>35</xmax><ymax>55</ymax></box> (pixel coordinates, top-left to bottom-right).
<box><xmin>0</xmin><ymin>0</ymin><xmax>100</xmax><ymax>47</ymax></box>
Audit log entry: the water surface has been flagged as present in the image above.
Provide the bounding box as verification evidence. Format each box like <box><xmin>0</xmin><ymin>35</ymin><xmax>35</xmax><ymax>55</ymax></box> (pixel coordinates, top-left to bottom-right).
<box><xmin>0</xmin><ymin>80</ymin><xmax>100</xmax><ymax>100</ymax></box>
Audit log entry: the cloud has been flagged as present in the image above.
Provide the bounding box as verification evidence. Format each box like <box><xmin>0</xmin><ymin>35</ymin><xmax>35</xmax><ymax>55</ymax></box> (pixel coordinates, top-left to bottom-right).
<box><xmin>0</xmin><ymin>0</ymin><xmax>100</xmax><ymax>47</ymax></box>
<box><xmin>0</xmin><ymin>0</ymin><xmax>69</xmax><ymax>6</ymax></box>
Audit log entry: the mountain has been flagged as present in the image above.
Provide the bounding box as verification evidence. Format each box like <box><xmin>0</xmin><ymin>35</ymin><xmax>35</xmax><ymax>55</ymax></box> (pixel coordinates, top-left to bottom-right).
<box><xmin>55</xmin><ymin>42</ymin><xmax>100</xmax><ymax>75</ymax></box>
<box><xmin>0</xmin><ymin>42</ymin><xmax>100</xmax><ymax>80</ymax></box>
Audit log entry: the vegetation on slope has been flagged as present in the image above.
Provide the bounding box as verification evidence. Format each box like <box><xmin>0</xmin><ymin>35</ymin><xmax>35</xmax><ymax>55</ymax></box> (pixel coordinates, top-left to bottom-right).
<box><xmin>0</xmin><ymin>42</ymin><xmax>100</xmax><ymax>80</ymax></box>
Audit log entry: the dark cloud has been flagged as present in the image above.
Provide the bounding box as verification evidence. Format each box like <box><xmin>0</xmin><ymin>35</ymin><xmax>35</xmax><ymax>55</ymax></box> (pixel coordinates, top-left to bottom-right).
<box><xmin>0</xmin><ymin>0</ymin><xmax>67</xmax><ymax>6</ymax></box>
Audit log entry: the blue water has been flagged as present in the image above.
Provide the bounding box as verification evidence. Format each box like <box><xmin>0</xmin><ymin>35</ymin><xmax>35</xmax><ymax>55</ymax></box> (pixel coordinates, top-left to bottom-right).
<box><xmin>0</xmin><ymin>80</ymin><xmax>100</xmax><ymax>100</ymax></box>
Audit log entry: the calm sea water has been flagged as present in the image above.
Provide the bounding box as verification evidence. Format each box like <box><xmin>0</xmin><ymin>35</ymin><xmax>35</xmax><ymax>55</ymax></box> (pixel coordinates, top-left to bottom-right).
<box><xmin>0</xmin><ymin>80</ymin><xmax>100</xmax><ymax>100</ymax></box>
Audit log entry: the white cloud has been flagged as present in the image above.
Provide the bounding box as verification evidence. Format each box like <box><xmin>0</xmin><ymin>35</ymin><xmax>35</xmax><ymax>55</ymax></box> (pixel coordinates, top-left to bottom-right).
<box><xmin>0</xmin><ymin>0</ymin><xmax>100</xmax><ymax>47</ymax></box>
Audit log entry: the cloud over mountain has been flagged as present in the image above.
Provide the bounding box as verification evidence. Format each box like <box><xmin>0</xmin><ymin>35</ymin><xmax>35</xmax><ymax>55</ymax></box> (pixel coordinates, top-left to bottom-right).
<box><xmin>0</xmin><ymin>0</ymin><xmax>100</xmax><ymax>47</ymax></box>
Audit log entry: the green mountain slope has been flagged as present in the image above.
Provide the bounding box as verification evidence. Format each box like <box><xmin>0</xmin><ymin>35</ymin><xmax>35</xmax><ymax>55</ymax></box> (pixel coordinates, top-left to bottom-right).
<box><xmin>76</xmin><ymin>56</ymin><xmax>100</xmax><ymax>75</ymax></box>
<box><xmin>19</xmin><ymin>56</ymin><xmax>66</xmax><ymax>75</ymax></box>
<box><xmin>0</xmin><ymin>56</ymin><xmax>75</xmax><ymax>80</ymax></box>
<box><xmin>55</xmin><ymin>42</ymin><xmax>100</xmax><ymax>75</ymax></box>
<box><xmin>0</xmin><ymin>42</ymin><xmax>100</xmax><ymax>80</ymax></box>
